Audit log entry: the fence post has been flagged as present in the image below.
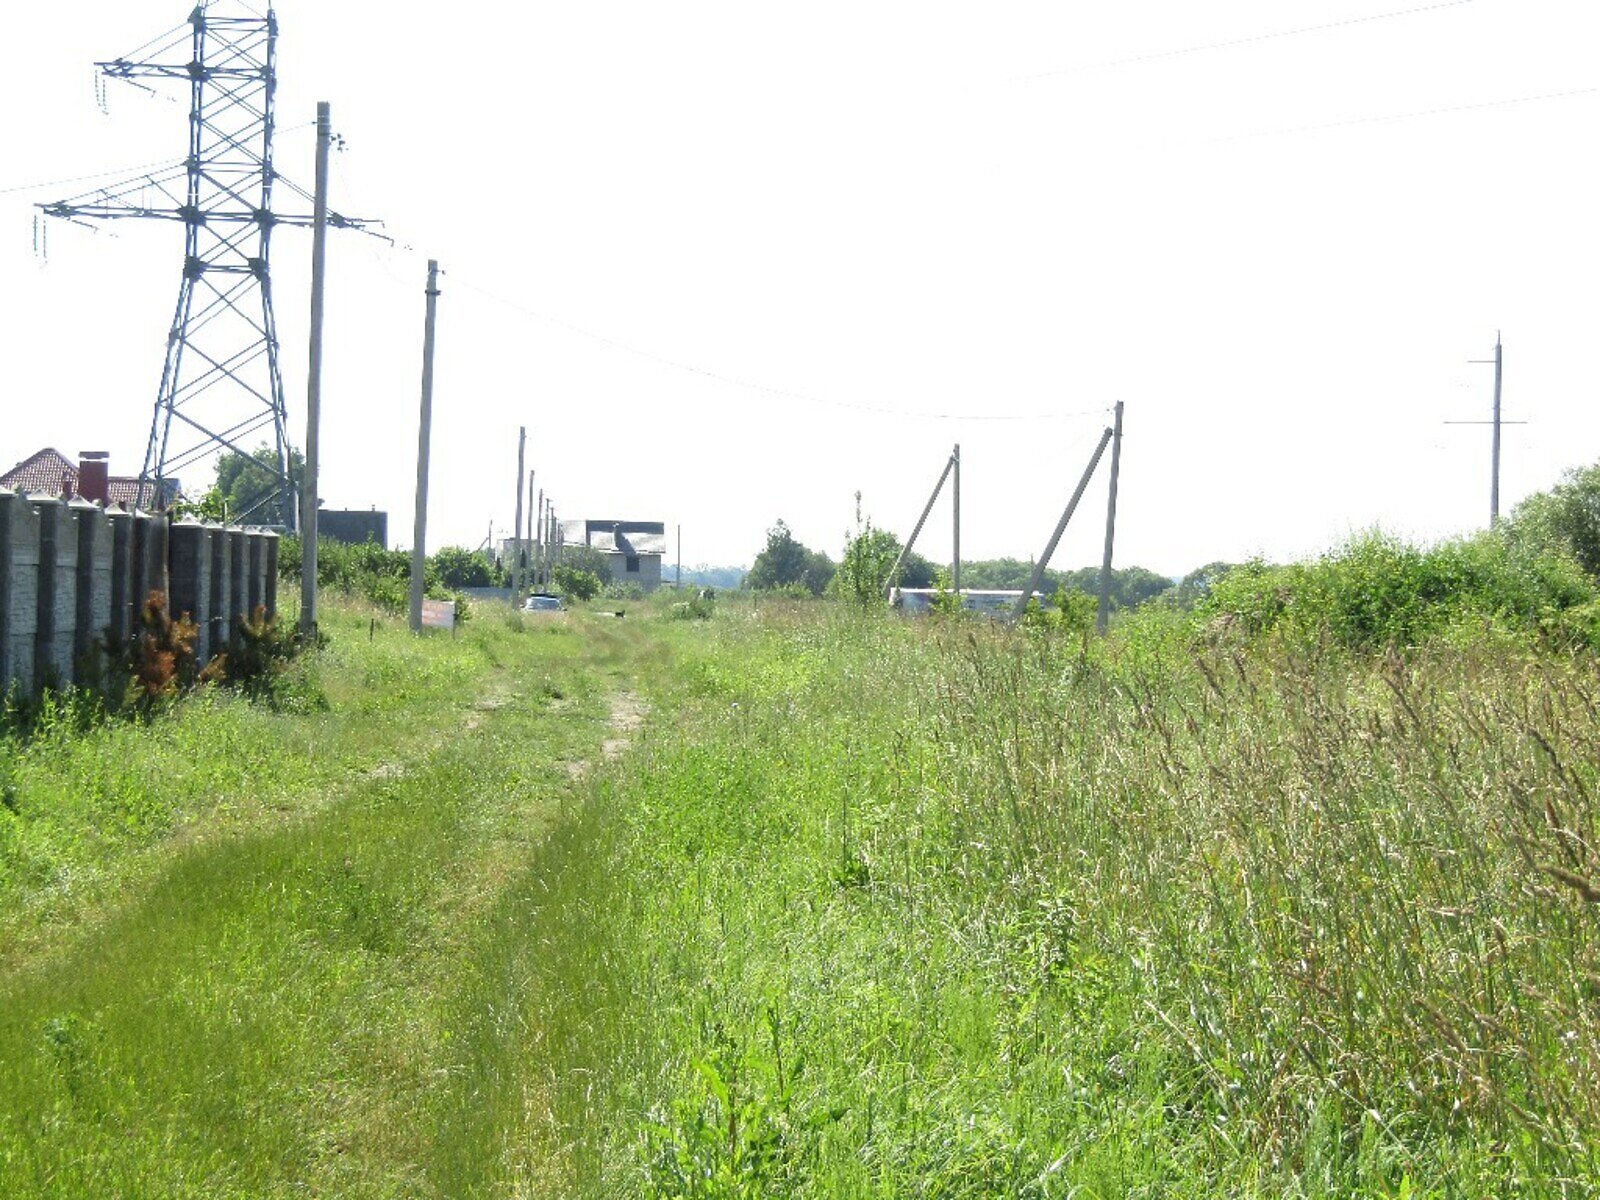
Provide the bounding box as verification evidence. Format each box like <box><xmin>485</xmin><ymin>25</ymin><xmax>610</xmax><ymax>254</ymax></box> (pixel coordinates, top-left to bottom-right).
<box><xmin>169</xmin><ymin>519</ymin><xmax>213</xmax><ymax>663</ymax></box>
<box><xmin>0</xmin><ymin>490</ymin><xmax>39</xmax><ymax>695</ymax></box>
<box><xmin>247</xmin><ymin>530</ymin><xmax>266</xmax><ymax>617</ymax></box>
<box><xmin>263</xmin><ymin>529</ymin><xmax>279</xmax><ymax>621</ymax></box>
<box><xmin>72</xmin><ymin>498</ymin><xmax>112</xmax><ymax>666</ymax></box>
<box><xmin>107</xmin><ymin>506</ymin><xmax>134</xmax><ymax>646</ymax></box>
<box><xmin>32</xmin><ymin>498</ymin><xmax>77</xmax><ymax>687</ymax></box>
<box><xmin>229</xmin><ymin>529</ymin><xmax>248</xmax><ymax>631</ymax></box>
<box><xmin>208</xmin><ymin>522</ymin><xmax>230</xmax><ymax>650</ymax></box>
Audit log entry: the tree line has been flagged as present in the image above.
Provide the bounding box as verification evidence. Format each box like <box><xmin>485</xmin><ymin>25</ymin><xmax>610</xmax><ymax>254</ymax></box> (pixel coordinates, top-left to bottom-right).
<box><xmin>744</xmin><ymin>449</ymin><xmax>1600</xmax><ymax>616</ymax></box>
<box><xmin>743</xmin><ymin>518</ymin><xmax>1206</xmax><ymax>610</ymax></box>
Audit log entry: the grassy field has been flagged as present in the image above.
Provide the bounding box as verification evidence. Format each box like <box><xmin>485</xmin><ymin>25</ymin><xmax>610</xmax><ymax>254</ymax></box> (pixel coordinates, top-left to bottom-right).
<box><xmin>548</xmin><ymin>601</ymin><xmax>1600</xmax><ymax>1197</ymax></box>
<box><xmin>3</xmin><ymin>592</ymin><xmax>1599</xmax><ymax>1196</ymax></box>
<box><xmin>0</xmin><ymin>598</ymin><xmax>669</xmax><ymax>1197</ymax></box>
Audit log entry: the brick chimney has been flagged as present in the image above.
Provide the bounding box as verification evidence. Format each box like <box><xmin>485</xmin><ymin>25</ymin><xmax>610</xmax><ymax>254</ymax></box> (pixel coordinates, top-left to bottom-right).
<box><xmin>78</xmin><ymin>451</ymin><xmax>110</xmax><ymax>504</ymax></box>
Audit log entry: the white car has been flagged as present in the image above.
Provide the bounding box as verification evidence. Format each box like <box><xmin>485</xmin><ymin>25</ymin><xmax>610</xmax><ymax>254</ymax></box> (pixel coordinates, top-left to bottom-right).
<box><xmin>523</xmin><ymin>593</ymin><xmax>564</xmax><ymax>612</ymax></box>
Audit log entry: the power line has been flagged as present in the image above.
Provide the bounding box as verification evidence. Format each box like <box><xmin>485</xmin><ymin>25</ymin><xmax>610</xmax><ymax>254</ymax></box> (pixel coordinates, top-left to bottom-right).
<box><xmin>448</xmin><ymin>271</ymin><xmax>1111</xmax><ymax>424</ymax></box>
<box><xmin>337</xmin><ymin>191</ymin><xmax>1110</xmax><ymax>427</ymax></box>
<box><xmin>1013</xmin><ymin>0</ymin><xmax>1478</xmax><ymax>82</ymax></box>
<box><xmin>1223</xmin><ymin>83</ymin><xmax>1599</xmax><ymax>141</ymax></box>
<box><xmin>2</xmin><ymin>122</ymin><xmax>317</xmax><ymax>198</ymax></box>
<box><xmin>327</xmin><ymin>125</ymin><xmax>1115</xmax><ymax>427</ymax></box>
<box><xmin>0</xmin><ymin>157</ymin><xmax>184</xmax><ymax>197</ymax></box>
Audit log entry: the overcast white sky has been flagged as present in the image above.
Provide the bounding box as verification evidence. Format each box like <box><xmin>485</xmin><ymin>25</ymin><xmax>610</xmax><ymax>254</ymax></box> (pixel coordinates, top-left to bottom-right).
<box><xmin>3</xmin><ymin>1</ymin><xmax>1597</xmax><ymax>575</ymax></box>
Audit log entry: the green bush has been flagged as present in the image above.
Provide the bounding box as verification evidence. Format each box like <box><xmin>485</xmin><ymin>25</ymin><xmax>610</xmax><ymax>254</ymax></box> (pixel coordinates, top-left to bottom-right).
<box><xmin>746</xmin><ymin>521</ymin><xmax>834</xmax><ymax>596</ymax></box>
<box><xmin>1503</xmin><ymin>458</ymin><xmax>1600</xmax><ymax>576</ymax></box>
<box><xmin>666</xmin><ymin>593</ymin><xmax>715</xmax><ymax>621</ymax></box>
<box><xmin>554</xmin><ymin>565</ymin><xmax>602</xmax><ymax>602</ymax></box>
<box><xmin>1203</xmin><ymin>530</ymin><xmax>1600</xmax><ymax>651</ymax></box>
<box><xmin>202</xmin><ymin>606</ymin><xmax>328</xmax><ymax>712</ymax></box>
<box><xmin>555</xmin><ymin>545</ymin><xmax>615</xmax><ymax>587</ymax></box>
<box><xmin>278</xmin><ymin>536</ymin><xmax>463</xmax><ymax>617</ymax></box>
<box><xmin>431</xmin><ymin>546</ymin><xmax>499</xmax><ymax>588</ymax></box>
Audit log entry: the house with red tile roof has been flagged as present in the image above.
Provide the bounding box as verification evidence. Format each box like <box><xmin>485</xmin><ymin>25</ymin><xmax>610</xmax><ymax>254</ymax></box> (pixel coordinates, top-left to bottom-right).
<box><xmin>0</xmin><ymin>448</ymin><xmax>178</xmax><ymax>510</ymax></box>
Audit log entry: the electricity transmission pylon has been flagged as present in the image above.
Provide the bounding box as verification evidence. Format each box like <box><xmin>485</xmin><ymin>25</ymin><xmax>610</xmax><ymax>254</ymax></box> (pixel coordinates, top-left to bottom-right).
<box><xmin>38</xmin><ymin>2</ymin><xmax>373</xmax><ymax>526</ymax></box>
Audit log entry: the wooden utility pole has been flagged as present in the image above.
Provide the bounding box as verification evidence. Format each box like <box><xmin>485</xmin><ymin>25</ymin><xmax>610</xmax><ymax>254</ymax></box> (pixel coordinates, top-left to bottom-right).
<box><xmin>1096</xmin><ymin>402</ymin><xmax>1124</xmax><ymax>635</ymax></box>
<box><xmin>512</xmin><ymin>426</ymin><xmax>526</xmax><ymax>600</ymax></box>
<box><xmin>1015</xmin><ymin>426</ymin><xmax>1113</xmax><ymax>620</ymax></box>
<box><xmin>409</xmin><ymin>259</ymin><xmax>440</xmax><ymax>633</ymax></box>
<box><xmin>300</xmin><ymin>101</ymin><xmax>331</xmax><ymax>638</ymax></box>
<box><xmin>952</xmin><ymin>444</ymin><xmax>961</xmax><ymax>597</ymax></box>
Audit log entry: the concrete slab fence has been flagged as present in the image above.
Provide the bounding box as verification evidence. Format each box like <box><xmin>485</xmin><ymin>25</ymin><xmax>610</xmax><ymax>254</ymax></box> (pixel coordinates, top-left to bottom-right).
<box><xmin>0</xmin><ymin>489</ymin><xmax>277</xmax><ymax>697</ymax></box>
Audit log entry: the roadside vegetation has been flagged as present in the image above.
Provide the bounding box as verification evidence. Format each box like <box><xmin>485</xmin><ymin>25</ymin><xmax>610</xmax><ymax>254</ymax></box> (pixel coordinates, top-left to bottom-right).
<box><xmin>541</xmin><ymin>465</ymin><xmax>1600</xmax><ymax>1195</ymax></box>
<box><xmin>277</xmin><ymin>535</ymin><xmax>478</xmax><ymax>618</ymax></box>
<box><xmin>0</xmin><ymin>595</ymin><xmax>659</xmax><ymax>1197</ymax></box>
<box><xmin>6</xmin><ymin>464</ymin><xmax>1600</xmax><ymax>1195</ymax></box>
<box><xmin>528</xmin><ymin>597</ymin><xmax>1600</xmax><ymax>1196</ymax></box>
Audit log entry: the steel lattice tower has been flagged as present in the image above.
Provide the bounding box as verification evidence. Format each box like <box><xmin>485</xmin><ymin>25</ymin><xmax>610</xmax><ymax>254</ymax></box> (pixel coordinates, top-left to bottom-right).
<box><xmin>40</xmin><ymin>3</ymin><xmax>368</xmax><ymax>526</ymax></box>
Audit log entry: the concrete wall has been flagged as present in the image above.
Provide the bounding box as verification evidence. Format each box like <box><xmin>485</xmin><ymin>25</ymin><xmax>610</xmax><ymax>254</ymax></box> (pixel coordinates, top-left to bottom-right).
<box><xmin>73</xmin><ymin>499</ymin><xmax>112</xmax><ymax>666</ymax></box>
<box><xmin>169</xmin><ymin>521</ymin><xmax>215</xmax><ymax>663</ymax></box>
<box><xmin>603</xmin><ymin>550</ymin><xmax>664</xmax><ymax>592</ymax></box>
<box><xmin>0</xmin><ymin>491</ymin><xmax>39</xmax><ymax>694</ymax></box>
<box><xmin>107</xmin><ymin>508</ymin><xmax>134</xmax><ymax>645</ymax></box>
<box><xmin>33</xmin><ymin>498</ymin><xmax>76</xmax><ymax>687</ymax></box>
<box><xmin>0</xmin><ymin>494</ymin><xmax>279</xmax><ymax>697</ymax></box>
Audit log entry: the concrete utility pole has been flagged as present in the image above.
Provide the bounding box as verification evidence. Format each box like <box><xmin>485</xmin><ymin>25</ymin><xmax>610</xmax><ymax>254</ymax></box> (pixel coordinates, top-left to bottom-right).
<box><xmin>676</xmin><ymin>524</ymin><xmax>682</xmax><ymax>589</ymax></box>
<box><xmin>300</xmin><ymin>101</ymin><xmax>331</xmax><ymax>638</ymax></box>
<box><xmin>1096</xmin><ymin>402</ymin><xmax>1125</xmax><ymax>635</ymax></box>
<box><xmin>885</xmin><ymin>446</ymin><xmax>957</xmax><ymax>597</ymax></box>
<box><xmin>1453</xmin><ymin>334</ymin><xmax>1522</xmax><ymax>529</ymax></box>
<box><xmin>952</xmin><ymin>443</ymin><xmax>961</xmax><ymax>597</ymax></box>
<box><xmin>409</xmin><ymin>259</ymin><xmax>441</xmax><ymax>633</ymax></box>
<box><xmin>1490</xmin><ymin>336</ymin><xmax>1504</xmax><ymax>526</ymax></box>
<box><xmin>547</xmin><ymin>505</ymin><xmax>558</xmax><ymax>582</ymax></box>
<box><xmin>1015</xmin><ymin>425</ymin><xmax>1114</xmax><ymax>621</ymax></box>
<box><xmin>535</xmin><ymin>489</ymin><xmax>544</xmax><ymax>588</ymax></box>
<box><xmin>548</xmin><ymin>503</ymin><xmax>558</xmax><ymax>584</ymax></box>
<box><xmin>512</xmin><ymin>426</ymin><xmax>526</xmax><ymax>601</ymax></box>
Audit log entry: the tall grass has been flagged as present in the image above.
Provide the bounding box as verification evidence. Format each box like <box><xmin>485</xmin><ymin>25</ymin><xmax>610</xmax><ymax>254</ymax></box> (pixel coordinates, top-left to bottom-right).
<box><xmin>7</xmin><ymin>571</ymin><xmax>1600</xmax><ymax>1194</ymax></box>
<box><xmin>550</xmin><ymin>602</ymin><xmax>1600</xmax><ymax>1196</ymax></box>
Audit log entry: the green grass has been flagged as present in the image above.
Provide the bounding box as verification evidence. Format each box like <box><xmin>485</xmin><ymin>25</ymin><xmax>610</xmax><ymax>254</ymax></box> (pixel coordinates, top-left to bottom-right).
<box><xmin>537</xmin><ymin>601</ymin><xmax>1600</xmax><ymax>1197</ymax></box>
<box><xmin>4</xmin><ymin>590</ymin><xmax>1600</xmax><ymax>1195</ymax></box>
<box><xmin>0</xmin><ymin>597</ymin><xmax>662</xmax><ymax>1197</ymax></box>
